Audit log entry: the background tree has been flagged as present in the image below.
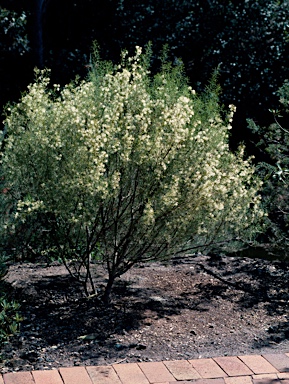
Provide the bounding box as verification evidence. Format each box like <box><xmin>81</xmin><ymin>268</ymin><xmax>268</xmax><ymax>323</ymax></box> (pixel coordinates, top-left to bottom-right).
<box><xmin>0</xmin><ymin>5</ymin><xmax>32</xmax><ymax>116</ymax></box>
<box><xmin>1</xmin><ymin>47</ymin><xmax>263</xmax><ymax>302</ymax></box>
<box><xmin>0</xmin><ymin>7</ymin><xmax>29</xmax><ymax>55</ymax></box>
<box><xmin>114</xmin><ymin>0</ymin><xmax>289</xmax><ymax>147</ymax></box>
<box><xmin>248</xmin><ymin>81</ymin><xmax>289</xmax><ymax>259</ymax></box>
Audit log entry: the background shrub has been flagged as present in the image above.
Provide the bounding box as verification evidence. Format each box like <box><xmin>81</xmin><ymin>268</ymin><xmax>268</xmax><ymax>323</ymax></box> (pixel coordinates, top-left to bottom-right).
<box><xmin>248</xmin><ymin>80</ymin><xmax>289</xmax><ymax>259</ymax></box>
<box><xmin>0</xmin><ymin>252</ymin><xmax>21</xmax><ymax>345</ymax></box>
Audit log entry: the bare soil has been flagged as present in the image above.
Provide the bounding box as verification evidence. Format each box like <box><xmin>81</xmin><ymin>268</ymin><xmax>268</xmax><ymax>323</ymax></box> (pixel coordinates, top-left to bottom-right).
<box><xmin>1</xmin><ymin>253</ymin><xmax>289</xmax><ymax>373</ymax></box>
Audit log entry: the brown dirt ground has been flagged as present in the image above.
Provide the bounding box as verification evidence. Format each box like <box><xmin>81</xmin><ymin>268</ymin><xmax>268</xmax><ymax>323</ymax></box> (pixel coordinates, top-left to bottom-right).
<box><xmin>1</xmin><ymin>253</ymin><xmax>289</xmax><ymax>373</ymax></box>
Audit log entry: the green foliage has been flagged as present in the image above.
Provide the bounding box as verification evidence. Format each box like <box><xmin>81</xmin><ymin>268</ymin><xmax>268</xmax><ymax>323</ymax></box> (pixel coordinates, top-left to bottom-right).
<box><xmin>118</xmin><ymin>0</ymin><xmax>289</xmax><ymax>103</ymax></box>
<box><xmin>19</xmin><ymin>0</ymin><xmax>289</xmax><ymax>119</ymax></box>
<box><xmin>200</xmin><ymin>0</ymin><xmax>289</xmax><ymax>107</ymax></box>
<box><xmin>0</xmin><ymin>297</ymin><xmax>22</xmax><ymax>344</ymax></box>
<box><xmin>248</xmin><ymin>80</ymin><xmax>289</xmax><ymax>258</ymax></box>
<box><xmin>0</xmin><ymin>7</ymin><xmax>29</xmax><ymax>56</ymax></box>
<box><xmin>0</xmin><ymin>252</ymin><xmax>21</xmax><ymax>345</ymax></box>
<box><xmin>1</xmin><ymin>46</ymin><xmax>263</xmax><ymax>302</ymax></box>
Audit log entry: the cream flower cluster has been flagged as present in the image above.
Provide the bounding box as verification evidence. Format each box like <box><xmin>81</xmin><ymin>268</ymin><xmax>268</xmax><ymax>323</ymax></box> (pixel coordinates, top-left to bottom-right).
<box><xmin>1</xmin><ymin>47</ymin><xmax>263</xmax><ymax>260</ymax></box>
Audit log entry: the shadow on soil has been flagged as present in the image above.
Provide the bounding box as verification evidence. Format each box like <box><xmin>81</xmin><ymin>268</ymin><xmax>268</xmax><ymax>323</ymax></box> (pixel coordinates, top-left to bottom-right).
<box><xmin>14</xmin><ymin>271</ymin><xmax>210</xmax><ymax>347</ymax></box>
<box><xmin>192</xmin><ymin>255</ymin><xmax>289</xmax><ymax>348</ymax></box>
<box><xmin>2</xmin><ymin>254</ymin><xmax>289</xmax><ymax>369</ymax></box>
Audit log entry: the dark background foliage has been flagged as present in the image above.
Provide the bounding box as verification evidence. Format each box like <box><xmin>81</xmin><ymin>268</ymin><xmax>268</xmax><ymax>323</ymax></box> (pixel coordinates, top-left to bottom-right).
<box><xmin>1</xmin><ymin>0</ymin><xmax>289</xmax><ymax>150</ymax></box>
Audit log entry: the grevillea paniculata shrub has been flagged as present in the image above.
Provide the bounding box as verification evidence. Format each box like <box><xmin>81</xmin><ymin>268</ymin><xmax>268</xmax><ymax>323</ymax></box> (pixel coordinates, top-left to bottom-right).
<box><xmin>1</xmin><ymin>46</ymin><xmax>263</xmax><ymax>302</ymax></box>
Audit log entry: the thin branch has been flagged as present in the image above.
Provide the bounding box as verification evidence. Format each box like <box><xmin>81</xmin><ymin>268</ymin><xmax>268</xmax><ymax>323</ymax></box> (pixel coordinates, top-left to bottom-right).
<box><xmin>274</xmin><ymin>114</ymin><xmax>289</xmax><ymax>135</ymax></box>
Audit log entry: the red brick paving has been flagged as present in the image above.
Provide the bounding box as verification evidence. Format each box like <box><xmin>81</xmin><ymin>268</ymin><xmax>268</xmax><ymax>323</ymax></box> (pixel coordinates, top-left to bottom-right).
<box><xmin>189</xmin><ymin>358</ymin><xmax>227</xmax><ymax>378</ymax></box>
<box><xmin>138</xmin><ymin>361</ymin><xmax>175</xmax><ymax>382</ymax></box>
<box><xmin>113</xmin><ymin>362</ymin><xmax>149</xmax><ymax>384</ymax></box>
<box><xmin>262</xmin><ymin>353</ymin><xmax>289</xmax><ymax>372</ymax></box>
<box><xmin>58</xmin><ymin>367</ymin><xmax>93</xmax><ymax>384</ymax></box>
<box><xmin>1</xmin><ymin>353</ymin><xmax>289</xmax><ymax>383</ymax></box>
<box><xmin>164</xmin><ymin>360</ymin><xmax>201</xmax><ymax>380</ymax></box>
<box><xmin>224</xmin><ymin>376</ymin><xmax>253</xmax><ymax>384</ymax></box>
<box><xmin>32</xmin><ymin>370</ymin><xmax>64</xmax><ymax>384</ymax></box>
<box><xmin>251</xmin><ymin>373</ymin><xmax>281</xmax><ymax>384</ymax></box>
<box><xmin>3</xmin><ymin>371</ymin><xmax>35</xmax><ymax>384</ymax></box>
<box><xmin>238</xmin><ymin>355</ymin><xmax>279</xmax><ymax>375</ymax></box>
<box><xmin>86</xmin><ymin>365</ymin><xmax>122</xmax><ymax>384</ymax></box>
<box><xmin>252</xmin><ymin>373</ymin><xmax>279</xmax><ymax>379</ymax></box>
<box><xmin>190</xmin><ymin>379</ymin><xmax>226</xmax><ymax>384</ymax></box>
<box><xmin>213</xmin><ymin>356</ymin><xmax>253</xmax><ymax>376</ymax></box>
<box><xmin>278</xmin><ymin>372</ymin><xmax>289</xmax><ymax>379</ymax></box>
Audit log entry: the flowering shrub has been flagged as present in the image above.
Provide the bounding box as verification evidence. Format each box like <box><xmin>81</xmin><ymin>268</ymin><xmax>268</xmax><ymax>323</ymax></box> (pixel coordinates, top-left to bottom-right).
<box><xmin>1</xmin><ymin>46</ymin><xmax>263</xmax><ymax>302</ymax></box>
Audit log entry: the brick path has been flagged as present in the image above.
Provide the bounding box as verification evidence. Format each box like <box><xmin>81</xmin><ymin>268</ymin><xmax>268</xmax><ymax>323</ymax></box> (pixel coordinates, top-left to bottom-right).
<box><xmin>2</xmin><ymin>353</ymin><xmax>289</xmax><ymax>383</ymax></box>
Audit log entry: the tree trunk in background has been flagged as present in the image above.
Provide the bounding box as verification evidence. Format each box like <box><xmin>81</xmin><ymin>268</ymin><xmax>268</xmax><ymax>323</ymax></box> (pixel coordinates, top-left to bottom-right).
<box><xmin>35</xmin><ymin>0</ymin><xmax>49</xmax><ymax>68</ymax></box>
